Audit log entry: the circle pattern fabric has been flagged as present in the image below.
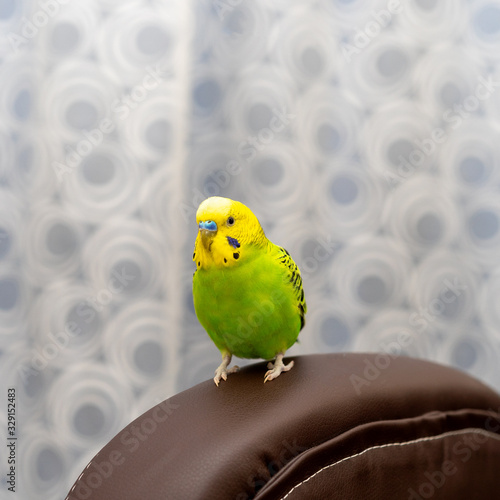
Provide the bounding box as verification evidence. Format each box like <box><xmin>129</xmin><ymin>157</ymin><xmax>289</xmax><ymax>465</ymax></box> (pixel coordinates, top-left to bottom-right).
<box><xmin>1</xmin><ymin>1</ymin><xmax>500</xmax><ymax>498</ymax></box>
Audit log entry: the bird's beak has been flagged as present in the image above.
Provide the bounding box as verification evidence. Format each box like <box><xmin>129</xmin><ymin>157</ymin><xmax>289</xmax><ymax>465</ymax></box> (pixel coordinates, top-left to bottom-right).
<box><xmin>198</xmin><ymin>220</ymin><xmax>217</xmax><ymax>250</ymax></box>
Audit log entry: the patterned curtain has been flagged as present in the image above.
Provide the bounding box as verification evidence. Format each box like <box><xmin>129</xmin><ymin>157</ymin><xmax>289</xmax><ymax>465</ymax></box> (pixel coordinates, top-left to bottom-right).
<box><xmin>1</xmin><ymin>1</ymin><xmax>499</xmax><ymax>498</ymax></box>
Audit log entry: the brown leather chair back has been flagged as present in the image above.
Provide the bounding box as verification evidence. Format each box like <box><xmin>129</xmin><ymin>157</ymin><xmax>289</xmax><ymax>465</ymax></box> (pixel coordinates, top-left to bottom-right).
<box><xmin>66</xmin><ymin>353</ymin><xmax>500</xmax><ymax>499</ymax></box>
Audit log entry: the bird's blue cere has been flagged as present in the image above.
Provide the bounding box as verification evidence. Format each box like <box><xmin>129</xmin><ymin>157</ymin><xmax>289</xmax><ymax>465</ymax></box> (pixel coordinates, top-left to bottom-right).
<box><xmin>199</xmin><ymin>220</ymin><xmax>217</xmax><ymax>231</ymax></box>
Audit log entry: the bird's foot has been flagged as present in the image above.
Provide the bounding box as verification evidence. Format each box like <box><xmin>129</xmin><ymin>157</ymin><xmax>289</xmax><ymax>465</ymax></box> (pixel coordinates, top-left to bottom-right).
<box><xmin>214</xmin><ymin>354</ymin><xmax>239</xmax><ymax>386</ymax></box>
<box><xmin>214</xmin><ymin>365</ymin><xmax>239</xmax><ymax>386</ymax></box>
<box><xmin>264</xmin><ymin>353</ymin><xmax>294</xmax><ymax>383</ymax></box>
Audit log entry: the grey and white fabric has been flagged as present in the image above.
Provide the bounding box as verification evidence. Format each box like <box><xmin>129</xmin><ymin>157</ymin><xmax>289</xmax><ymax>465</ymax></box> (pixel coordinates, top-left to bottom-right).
<box><xmin>0</xmin><ymin>1</ymin><xmax>499</xmax><ymax>498</ymax></box>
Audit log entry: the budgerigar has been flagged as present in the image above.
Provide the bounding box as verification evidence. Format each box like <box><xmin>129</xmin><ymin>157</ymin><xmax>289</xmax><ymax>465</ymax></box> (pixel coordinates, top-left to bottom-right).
<box><xmin>192</xmin><ymin>196</ymin><xmax>307</xmax><ymax>385</ymax></box>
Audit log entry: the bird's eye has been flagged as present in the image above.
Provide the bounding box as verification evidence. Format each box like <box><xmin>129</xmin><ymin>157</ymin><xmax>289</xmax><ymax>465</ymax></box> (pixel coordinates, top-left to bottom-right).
<box><xmin>227</xmin><ymin>216</ymin><xmax>235</xmax><ymax>226</ymax></box>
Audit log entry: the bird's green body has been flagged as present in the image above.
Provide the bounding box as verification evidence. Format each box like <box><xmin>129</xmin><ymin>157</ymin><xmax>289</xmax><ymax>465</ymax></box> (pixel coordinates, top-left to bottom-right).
<box><xmin>192</xmin><ymin>196</ymin><xmax>306</xmax><ymax>384</ymax></box>
<box><xmin>193</xmin><ymin>242</ymin><xmax>305</xmax><ymax>360</ymax></box>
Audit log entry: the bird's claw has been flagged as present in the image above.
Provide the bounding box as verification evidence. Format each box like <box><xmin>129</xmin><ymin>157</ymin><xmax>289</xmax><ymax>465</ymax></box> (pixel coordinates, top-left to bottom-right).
<box><xmin>214</xmin><ymin>365</ymin><xmax>239</xmax><ymax>386</ymax></box>
<box><xmin>264</xmin><ymin>359</ymin><xmax>294</xmax><ymax>383</ymax></box>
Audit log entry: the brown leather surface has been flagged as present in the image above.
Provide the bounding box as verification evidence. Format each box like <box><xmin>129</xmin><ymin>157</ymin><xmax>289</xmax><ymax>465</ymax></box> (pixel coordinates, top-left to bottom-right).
<box><xmin>258</xmin><ymin>410</ymin><xmax>500</xmax><ymax>499</ymax></box>
<box><xmin>65</xmin><ymin>353</ymin><xmax>500</xmax><ymax>500</ymax></box>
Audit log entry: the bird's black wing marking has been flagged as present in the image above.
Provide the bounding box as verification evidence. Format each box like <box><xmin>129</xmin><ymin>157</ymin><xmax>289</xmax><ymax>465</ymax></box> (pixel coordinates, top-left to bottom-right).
<box><xmin>276</xmin><ymin>246</ymin><xmax>307</xmax><ymax>331</ymax></box>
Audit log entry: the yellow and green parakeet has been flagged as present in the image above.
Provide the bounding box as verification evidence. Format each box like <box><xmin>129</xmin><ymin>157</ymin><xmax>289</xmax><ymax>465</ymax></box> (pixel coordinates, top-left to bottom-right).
<box><xmin>192</xmin><ymin>196</ymin><xmax>307</xmax><ymax>385</ymax></box>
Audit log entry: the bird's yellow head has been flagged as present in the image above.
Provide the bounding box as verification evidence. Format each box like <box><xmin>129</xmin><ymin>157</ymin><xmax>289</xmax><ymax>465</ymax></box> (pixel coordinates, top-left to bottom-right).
<box><xmin>193</xmin><ymin>197</ymin><xmax>267</xmax><ymax>269</ymax></box>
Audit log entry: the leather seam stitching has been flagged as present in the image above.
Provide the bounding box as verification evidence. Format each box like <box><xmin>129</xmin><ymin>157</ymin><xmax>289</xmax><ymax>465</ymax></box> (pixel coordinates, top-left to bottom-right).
<box><xmin>279</xmin><ymin>427</ymin><xmax>500</xmax><ymax>499</ymax></box>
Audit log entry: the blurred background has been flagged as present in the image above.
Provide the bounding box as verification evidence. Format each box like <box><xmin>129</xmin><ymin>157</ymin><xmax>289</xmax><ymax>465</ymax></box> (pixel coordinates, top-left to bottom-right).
<box><xmin>1</xmin><ymin>0</ymin><xmax>500</xmax><ymax>498</ymax></box>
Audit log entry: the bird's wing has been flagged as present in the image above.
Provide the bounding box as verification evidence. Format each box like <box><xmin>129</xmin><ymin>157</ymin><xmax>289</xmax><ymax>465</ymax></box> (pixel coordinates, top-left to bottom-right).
<box><xmin>274</xmin><ymin>245</ymin><xmax>307</xmax><ymax>331</ymax></box>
